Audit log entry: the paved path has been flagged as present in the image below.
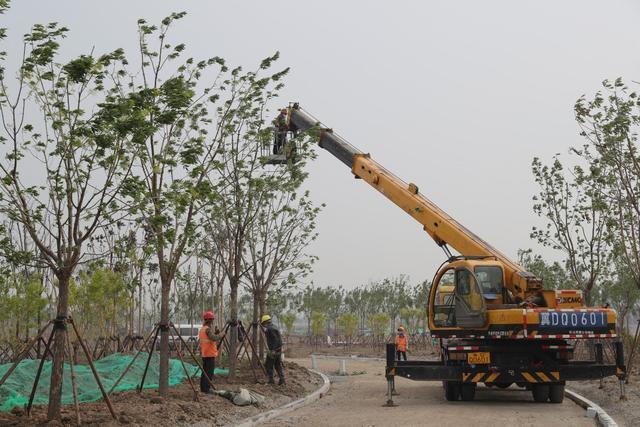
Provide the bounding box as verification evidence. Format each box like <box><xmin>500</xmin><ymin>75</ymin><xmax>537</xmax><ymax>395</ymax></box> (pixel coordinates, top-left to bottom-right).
<box><xmin>263</xmin><ymin>357</ymin><xmax>593</xmax><ymax>427</ymax></box>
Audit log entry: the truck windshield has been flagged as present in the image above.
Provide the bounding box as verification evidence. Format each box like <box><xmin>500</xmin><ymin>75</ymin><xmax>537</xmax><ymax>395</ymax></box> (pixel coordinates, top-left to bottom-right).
<box><xmin>474</xmin><ymin>266</ymin><xmax>504</xmax><ymax>295</ymax></box>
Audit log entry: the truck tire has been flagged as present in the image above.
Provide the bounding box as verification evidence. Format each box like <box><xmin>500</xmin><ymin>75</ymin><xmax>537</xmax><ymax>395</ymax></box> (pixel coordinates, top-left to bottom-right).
<box><xmin>495</xmin><ymin>383</ymin><xmax>512</xmax><ymax>389</ymax></box>
<box><xmin>460</xmin><ymin>384</ymin><xmax>476</xmax><ymax>401</ymax></box>
<box><xmin>549</xmin><ymin>384</ymin><xmax>565</xmax><ymax>403</ymax></box>
<box><xmin>532</xmin><ymin>384</ymin><xmax>550</xmax><ymax>403</ymax></box>
<box><xmin>444</xmin><ymin>381</ymin><xmax>460</xmax><ymax>401</ymax></box>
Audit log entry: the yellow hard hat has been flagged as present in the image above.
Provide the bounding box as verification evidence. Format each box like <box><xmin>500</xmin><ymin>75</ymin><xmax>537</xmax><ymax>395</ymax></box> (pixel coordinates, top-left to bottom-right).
<box><xmin>261</xmin><ymin>314</ymin><xmax>271</xmax><ymax>323</ymax></box>
<box><xmin>398</xmin><ymin>326</ymin><xmax>405</xmax><ymax>332</ymax></box>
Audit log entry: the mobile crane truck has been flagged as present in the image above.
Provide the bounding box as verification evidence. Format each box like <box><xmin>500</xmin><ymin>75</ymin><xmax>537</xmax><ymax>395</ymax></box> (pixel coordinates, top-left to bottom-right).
<box><xmin>271</xmin><ymin>103</ymin><xmax>626</xmax><ymax>404</ymax></box>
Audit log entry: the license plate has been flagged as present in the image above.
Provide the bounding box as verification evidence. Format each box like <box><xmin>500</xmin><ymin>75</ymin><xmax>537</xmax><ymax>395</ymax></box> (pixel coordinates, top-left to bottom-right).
<box><xmin>467</xmin><ymin>352</ymin><xmax>490</xmax><ymax>364</ymax></box>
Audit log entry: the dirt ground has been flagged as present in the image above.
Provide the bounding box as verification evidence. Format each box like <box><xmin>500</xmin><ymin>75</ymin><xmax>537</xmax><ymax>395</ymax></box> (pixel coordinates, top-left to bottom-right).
<box><xmin>288</xmin><ymin>342</ymin><xmax>640</xmax><ymax>426</ymax></box>
<box><xmin>0</xmin><ymin>361</ymin><xmax>321</xmax><ymax>426</ymax></box>
<box><xmin>265</xmin><ymin>357</ymin><xmax>594</xmax><ymax>427</ymax></box>
<box><xmin>568</xmin><ymin>367</ymin><xmax>640</xmax><ymax>427</ymax></box>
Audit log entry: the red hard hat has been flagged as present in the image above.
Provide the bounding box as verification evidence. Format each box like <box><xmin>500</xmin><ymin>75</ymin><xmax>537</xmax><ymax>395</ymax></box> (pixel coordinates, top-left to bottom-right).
<box><xmin>203</xmin><ymin>311</ymin><xmax>215</xmax><ymax>320</ymax></box>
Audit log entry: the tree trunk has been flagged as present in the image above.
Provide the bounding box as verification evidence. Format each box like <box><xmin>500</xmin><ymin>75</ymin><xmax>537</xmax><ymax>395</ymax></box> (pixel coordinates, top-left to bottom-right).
<box><xmin>158</xmin><ymin>278</ymin><xmax>171</xmax><ymax>397</ymax></box>
<box><xmin>138</xmin><ymin>282</ymin><xmax>143</xmax><ymax>334</ymax></box>
<box><xmin>252</xmin><ymin>290</ymin><xmax>260</xmax><ymax>365</ymax></box>
<box><xmin>259</xmin><ymin>292</ymin><xmax>267</xmax><ymax>358</ymax></box>
<box><xmin>217</xmin><ymin>280</ymin><xmax>224</xmax><ymax>330</ymax></box>
<box><xmin>228</xmin><ymin>280</ymin><xmax>238</xmax><ymax>380</ymax></box>
<box><xmin>47</xmin><ymin>272</ymin><xmax>70</xmax><ymax>421</ymax></box>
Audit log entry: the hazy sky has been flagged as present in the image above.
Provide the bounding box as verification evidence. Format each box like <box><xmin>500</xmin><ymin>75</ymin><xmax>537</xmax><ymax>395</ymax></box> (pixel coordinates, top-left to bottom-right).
<box><xmin>5</xmin><ymin>1</ymin><xmax>640</xmax><ymax>288</ymax></box>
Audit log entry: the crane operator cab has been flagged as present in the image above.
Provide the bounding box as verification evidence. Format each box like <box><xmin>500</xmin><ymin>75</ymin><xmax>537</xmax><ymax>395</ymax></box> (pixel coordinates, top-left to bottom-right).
<box><xmin>431</xmin><ymin>258</ymin><xmax>511</xmax><ymax>330</ymax></box>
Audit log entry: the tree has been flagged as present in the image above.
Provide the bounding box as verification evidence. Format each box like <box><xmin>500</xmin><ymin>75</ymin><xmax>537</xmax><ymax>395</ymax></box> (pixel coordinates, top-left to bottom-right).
<box><xmin>367</xmin><ymin>313</ymin><xmax>390</xmax><ymax>341</ymax></box>
<box><xmin>111</xmin><ymin>13</ymin><xmax>238</xmax><ymax>393</ymax></box>
<box><xmin>70</xmin><ymin>266</ymin><xmax>129</xmax><ymax>339</ymax></box>
<box><xmin>574</xmin><ymin>78</ymin><xmax>640</xmax><ymax>292</ymax></box>
<box><xmin>336</xmin><ymin>313</ymin><xmax>358</xmax><ymax>347</ymax></box>
<box><xmin>531</xmin><ymin>154</ymin><xmax>609</xmax><ymax>304</ymax></box>
<box><xmin>242</xmin><ymin>139</ymin><xmax>319</xmax><ymax>357</ymax></box>
<box><xmin>0</xmin><ymin>20</ymin><xmax>131</xmax><ymax>419</ymax></box>
<box><xmin>600</xmin><ymin>257</ymin><xmax>640</xmax><ymax>333</ymax></box>
<box><xmin>280</xmin><ymin>312</ymin><xmax>296</xmax><ymax>338</ymax></box>
<box><xmin>310</xmin><ymin>311</ymin><xmax>326</xmax><ymax>346</ymax></box>
<box><xmin>517</xmin><ymin>249</ymin><xmax>572</xmax><ymax>290</ymax></box>
<box><xmin>202</xmin><ymin>50</ymin><xmax>291</xmax><ymax>377</ymax></box>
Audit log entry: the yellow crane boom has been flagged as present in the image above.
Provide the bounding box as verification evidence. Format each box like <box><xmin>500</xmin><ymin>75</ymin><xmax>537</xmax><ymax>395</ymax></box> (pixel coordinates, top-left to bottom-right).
<box><xmin>285</xmin><ymin>103</ymin><xmax>540</xmax><ymax>300</ymax></box>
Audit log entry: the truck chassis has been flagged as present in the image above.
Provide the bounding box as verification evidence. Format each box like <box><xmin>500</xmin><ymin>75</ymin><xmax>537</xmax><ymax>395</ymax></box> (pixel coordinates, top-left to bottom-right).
<box><xmin>384</xmin><ymin>340</ymin><xmax>626</xmax><ymax>403</ymax></box>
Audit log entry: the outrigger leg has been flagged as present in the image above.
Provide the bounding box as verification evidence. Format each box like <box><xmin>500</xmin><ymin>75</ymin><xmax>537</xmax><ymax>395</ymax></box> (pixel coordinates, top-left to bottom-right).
<box><xmin>383</xmin><ymin>343</ymin><xmax>398</xmax><ymax>407</ymax></box>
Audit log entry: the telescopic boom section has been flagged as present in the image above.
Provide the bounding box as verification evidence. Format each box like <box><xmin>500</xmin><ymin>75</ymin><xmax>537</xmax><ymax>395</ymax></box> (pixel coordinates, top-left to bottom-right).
<box><xmin>285</xmin><ymin>104</ymin><xmax>540</xmax><ymax>295</ymax></box>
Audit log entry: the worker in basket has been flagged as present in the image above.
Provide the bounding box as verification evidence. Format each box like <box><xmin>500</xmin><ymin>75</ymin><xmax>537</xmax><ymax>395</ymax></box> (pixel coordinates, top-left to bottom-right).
<box><xmin>199</xmin><ymin>311</ymin><xmax>221</xmax><ymax>393</ymax></box>
<box><xmin>273</xmin><ymin>109</ymin><xmax>288</xmax><ymax>155</ymax></box>
<box><xmin>261</xmin><ymin>314</ymin><xmax>285</xmax><ymax>385</ymax></box>
<box><xmin>395</xmin><ymin>326</ymin><xmax>408</xmax><ymax>361</ymax></box>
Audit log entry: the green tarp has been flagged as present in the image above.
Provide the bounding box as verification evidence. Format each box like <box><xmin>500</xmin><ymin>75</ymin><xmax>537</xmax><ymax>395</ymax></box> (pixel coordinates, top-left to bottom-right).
<box><xmin>0</xmin><ymin>352</ymin><xmax>228</xmax><ymax>411</ymax></box>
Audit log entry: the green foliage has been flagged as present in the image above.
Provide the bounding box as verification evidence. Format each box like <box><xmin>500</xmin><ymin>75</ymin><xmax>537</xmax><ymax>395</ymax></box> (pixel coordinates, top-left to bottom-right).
<box><xmin>0</xmin><ymin>273</ymin><xmax>47</xmax><ymax>340</ymax></box>
<box><xmin>336</xmin><ymin>313</ymin><xmax>358</xmax><ymax>337</ymax></box>
<box><xmin>517</xmin><ymin>249</ymin><xmax>572</xmax><ymax>290</ymax></box>
<box><xmin>366</xmin><ymin>312</ymin><xmax>390</xmax><ymax>337</ymax></box>
<box><xmin>70</xmin><ymin>267</ymin><xmax>129</xmax><ymax>339</ymax></box>
<box><xmin>280</xmin><ymin>312</ymin><xmax>297</xmax><ymax>336</ymax></box>
<box><xmin>530</xmin><ymin>153</ymin><xmax>608</xmax><ymax>303</ymax></box>
<box><xmin>310</xmin><ymin>311</ymin><xmax>326</xmax><ymax>337</ymax></box>
<box><xmin>573</xmin><ymin>78</ymin><xmax>640</xmax><ymax>290</ymax></box>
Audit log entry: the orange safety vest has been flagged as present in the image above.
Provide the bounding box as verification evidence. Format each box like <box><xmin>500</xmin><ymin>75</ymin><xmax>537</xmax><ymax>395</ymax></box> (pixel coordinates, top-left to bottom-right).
<box><xmin>395</xmin><ymin>335</ymin><xmax>407</xmax><ymax>352</ymax></box>
<box><xmin>199</xmin><ymin>325</ymin><xmax>218</xmax><ymax>357</ymax></box>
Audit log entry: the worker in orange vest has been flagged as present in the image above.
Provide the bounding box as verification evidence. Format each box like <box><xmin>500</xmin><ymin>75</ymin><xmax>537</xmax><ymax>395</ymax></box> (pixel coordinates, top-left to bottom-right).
<box><xmin>395</xmin><ymin>326</ymin><xmax>408</xmax><ymax>361</ymax></box>
<box><xmin>199</xmin><ymin>311</ymin><xmax>221</xmax><ymax>393</ymax></box>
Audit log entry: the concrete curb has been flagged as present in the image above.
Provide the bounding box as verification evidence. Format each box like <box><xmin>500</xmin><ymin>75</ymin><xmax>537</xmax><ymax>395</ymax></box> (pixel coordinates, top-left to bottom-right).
<box><xmin>310</xmin><ymin>353</ymin><xmax>386</xmax><ymax>362</ymax></box>
<box><xmin>565</xmin><ymin>389</ymin><xmax>618</xmax><ymax>427</ymax></box>
<box><xmin>229</xmin><ymin>368</ymin><xmax>331</xmax><ymax>427</ymax></box>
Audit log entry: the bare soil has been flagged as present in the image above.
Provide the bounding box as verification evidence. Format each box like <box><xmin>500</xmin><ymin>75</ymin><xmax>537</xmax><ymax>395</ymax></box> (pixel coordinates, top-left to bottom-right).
<box><xmin>0</xmin><ymin>361</ymin><xmax>321</xmax><ymax>426</ymax></box>
<box><xmin>568</xmin><ymin>366</ymin><xmax>640</xmax><ymax>427</ymax></box>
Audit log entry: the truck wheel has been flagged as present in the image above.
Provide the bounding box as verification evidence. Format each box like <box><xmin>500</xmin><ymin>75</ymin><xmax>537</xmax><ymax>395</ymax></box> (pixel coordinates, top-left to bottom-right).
<box><xmin>549</xmin><ymin>384</ymin><xmax>565</xmax><ymax>403</ymax></box>
<box><xmin>495</xmin><ymin>383</ymin><xmax>512</xmax><ymax>389</ymax></box>
<box><xmin>532</xmin><ymin>384</ymin><xmax>550</xmax><ymax>403</ymax></box>
<box><xmin>444</xmin><ymin>381</ymin><xmax>460</xmax><ymax>401</ymax></box>
<box><xmin>460</xmin><ymin>384</ymin><xmax>476</xmax><ymax>401</ymax></box>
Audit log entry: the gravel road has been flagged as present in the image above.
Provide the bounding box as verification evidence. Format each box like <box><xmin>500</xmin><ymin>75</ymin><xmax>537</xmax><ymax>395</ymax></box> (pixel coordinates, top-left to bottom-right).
<box><xmin>263</xmin><ymin>357</ymin><xmax>594</xmax><ymax>427</ymax></box>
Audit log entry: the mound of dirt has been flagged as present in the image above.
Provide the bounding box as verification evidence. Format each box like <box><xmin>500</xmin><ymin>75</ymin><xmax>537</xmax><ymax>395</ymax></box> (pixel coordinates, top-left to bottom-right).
<box><xmin>0</xmin><ymin>361</ymin><xmax>322</xmax><ymax>426</ymax></box>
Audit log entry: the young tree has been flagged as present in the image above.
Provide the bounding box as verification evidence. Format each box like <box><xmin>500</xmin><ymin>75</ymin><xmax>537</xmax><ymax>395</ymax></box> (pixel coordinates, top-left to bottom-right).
<box><xmin>574</xmin><ymin>78</ymin><xmax>640</xmax><ymax>291</ymax></box>
<box><xmin>310</xmin><ymin>311</ymin><xmax>326</xmax><ymax>346</ymax></box>
<box><xmin>280</xmin><ymin>312</ymin><xmax>297</xmax><ymax>338</ymax></box>
<box><xmin>600</xmin><ymin>257</ymin><xmax>640</xmax><ymax>333</ymax></box>
<box><xmin>367</xmin><ymin>313</ymin><xmax>390</xmax><ymax>345</ymax></box>
<box><xmin>517</xmin><ymin>249</ymin><xmax>572</xmax><ymax>290</ymax></box>
<box><xmin>531</xmin><ymin>155</ymin><xmax>609</xmax><ymax>304</ymax></box>
<box><xmin>0</xmin><ymin>21</ymin><xmax>131</xmax><ymax>419</ymax></box>
<box><xmin>111</xmin><ymin>13</ymin><xmax>236</xmax><ymax>394</ymax></box>
<box><xmin>336</xmin><ymin>313</ymin><xmax>358</xmax><ymax>347</ymax></box>
<box><xmin>244</xmin><ymin>183</ymin><xmax>320</xmax><ymax>356</ymax></box>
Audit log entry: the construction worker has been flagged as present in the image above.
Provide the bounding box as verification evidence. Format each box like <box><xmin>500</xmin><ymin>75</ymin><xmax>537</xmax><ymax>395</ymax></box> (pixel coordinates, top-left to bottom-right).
<box><xmin>272</xmin><ymin>109</ymin><xmax>288</xmax><ymax>155</ymax></box>
<box><xmin>261</xmin><ymin>314</ymin><xmax>285</xmax><ymax>385</ymax></box>
<box><xmin>199</xmin><ymin>311</ymin><xmax>221</xmax><ymax>393</ymax></box>
<box><xmin>395</xmin><ymin>326</ymin><xmax>408</xmax><ymax>361</ymax></box>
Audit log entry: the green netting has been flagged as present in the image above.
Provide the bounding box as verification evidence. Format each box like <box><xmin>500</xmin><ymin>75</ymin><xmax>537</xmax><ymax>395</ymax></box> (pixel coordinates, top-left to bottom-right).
<box><xmin>0</xmin><ymin>353</ymin><xmax>228</xmax><ymax>412</ymax></box>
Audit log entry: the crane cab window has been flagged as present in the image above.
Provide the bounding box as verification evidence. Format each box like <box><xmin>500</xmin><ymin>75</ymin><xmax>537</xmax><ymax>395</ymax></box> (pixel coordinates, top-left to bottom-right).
<box><xmin>455</xmin><ymin>269</ymin><xmax>483</xmax><ymax>312</ymax></box>
<box><xmin>433</xmin><ymin>270</ymin><xmax>455</xmax><ymax>327</ymax></box>
<box><xmin>474</xmin><ymin>266</ymin><xmax>504</xmax><ymax>297</ymax></box>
